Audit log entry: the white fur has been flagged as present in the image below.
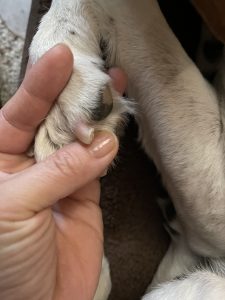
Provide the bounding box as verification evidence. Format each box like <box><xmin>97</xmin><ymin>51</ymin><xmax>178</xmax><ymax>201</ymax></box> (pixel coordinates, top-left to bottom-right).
<box><xmin>94</xmin><ymin>256</ymin><xmax>111</xmax><ymax>300</ymax></box>
<box><xmin>30</xmin><ymin>0</ymin><xmax>132</xmax><ymax>160</ymax></box>
<box><xmin>30</xmin><ymin>0</ymin><xmax>225</xmax><ymax>299</ymax></box>
<box><xmin>144</xmin><ymin>271</ymin><xmax>225</xmax><ymax>300</ymax></box>
<box><xmin>148</xmin><ymin>237</ymin><xmax>198</xmax><ymax>290</ymax></box>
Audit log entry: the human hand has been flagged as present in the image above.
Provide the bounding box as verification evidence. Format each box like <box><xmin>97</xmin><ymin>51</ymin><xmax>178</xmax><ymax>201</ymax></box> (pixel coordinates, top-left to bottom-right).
<box><xmin>0</xmin><ymin>45</ymin><xmax>127</xmax><ymax>300</ymax></box>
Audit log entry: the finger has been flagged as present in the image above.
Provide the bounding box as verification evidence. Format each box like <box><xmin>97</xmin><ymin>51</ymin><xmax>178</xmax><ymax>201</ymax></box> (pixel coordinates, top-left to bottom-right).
<box><xmin>108</xmin><ymin>68</ymin><xmax>127</xmax><ymax>95</ymax></box>
<box><xmin>0</xmin><ymin>153</ymin><xmax>34</xmax><ymax>173</ymax></box>
<box><xmin>0</xmin><ymin>44</ymin><xmax>73</xmax><ymax>154</ymax></box>
<box><xmin>53</xmin><ymin>180</ymin><xmax>101</xmax><ymax>218</ymax></box>
<box><xmin>71</xmin><ymin>180</ymin><xmax>101</xmax><ymax>205</ymax></box>
<box><xmin>1</xmin><ymin>132</ymin><xmax>118</xmax><ymax>219</ymax></box>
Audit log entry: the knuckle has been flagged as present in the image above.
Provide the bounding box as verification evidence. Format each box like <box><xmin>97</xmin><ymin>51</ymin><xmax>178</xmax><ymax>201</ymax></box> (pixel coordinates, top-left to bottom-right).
<box><xmin>52</xmin><ymin>148</ymin><xmax>85</xmax><ymax>178</ymax></box>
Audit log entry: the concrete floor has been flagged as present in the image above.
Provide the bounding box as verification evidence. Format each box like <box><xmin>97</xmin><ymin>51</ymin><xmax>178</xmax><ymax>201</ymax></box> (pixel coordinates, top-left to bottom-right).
<box><xmin>0</xmin><ymin>0</ymin><xmax>32</xmax><ymax>104</ymax></box>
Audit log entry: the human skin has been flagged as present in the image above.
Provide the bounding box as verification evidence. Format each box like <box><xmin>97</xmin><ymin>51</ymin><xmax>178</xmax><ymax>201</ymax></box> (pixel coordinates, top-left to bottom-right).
<box><xmin>0</xmin><ymin>45</ymin><xmax>127</xmax><ymax>300</ymax></box>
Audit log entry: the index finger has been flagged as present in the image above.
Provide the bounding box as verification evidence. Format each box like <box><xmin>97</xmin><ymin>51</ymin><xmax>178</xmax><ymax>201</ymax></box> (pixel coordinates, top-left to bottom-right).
<box><xmin>0</xmin><ymin>44</ymin><xmax>73</xmax><ymax>154</ymax></box>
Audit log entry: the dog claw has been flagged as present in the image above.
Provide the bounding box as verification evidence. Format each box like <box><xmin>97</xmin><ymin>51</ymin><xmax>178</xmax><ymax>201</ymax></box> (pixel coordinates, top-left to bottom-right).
<box><xmin>74</xmin><ymin>123</ymin><xmax>95</xmax><ymax>144</ymax></box>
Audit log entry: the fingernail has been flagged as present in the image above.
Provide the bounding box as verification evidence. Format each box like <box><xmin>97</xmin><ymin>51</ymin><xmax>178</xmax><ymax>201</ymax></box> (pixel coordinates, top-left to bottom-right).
<box><xmin>89</xmin><ymin>131</ymin><xmax>118</xmax><ymax>158</ymax></box>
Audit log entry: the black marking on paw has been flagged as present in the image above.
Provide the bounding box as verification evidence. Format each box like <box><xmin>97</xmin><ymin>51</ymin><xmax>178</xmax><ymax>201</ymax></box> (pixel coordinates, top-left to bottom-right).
<box><xmin>91</xmin><ymin>103</ymin><xmax>113</xmax><ymax>121</ymax></box>
<box><xmin>91</xmin><ymin>61</ymin><xmax>99</xmax><ymax>67</ymax></box>
<box><xmin>91</xmin><ymin>60</ymin><xmax>105</xmax><ymax>72</ymax></box>
<box><xmin>100</xmin><ymin>37</ymin><xmax>108</xmax><ymax>61</ymax></box>
<box><xmin>174</xmin><ymin>273</ymin><xmax>188</xmax><ymax>281</ymax></box>
<box><xmin>91</xmin><ymin>87</ymin><xmax>113</xmax><ymax>121</ymax></box>
<box><xmin>69</xmin><ymin>30</ymin><xmax>77</xmax><ymax>35</ymax></box>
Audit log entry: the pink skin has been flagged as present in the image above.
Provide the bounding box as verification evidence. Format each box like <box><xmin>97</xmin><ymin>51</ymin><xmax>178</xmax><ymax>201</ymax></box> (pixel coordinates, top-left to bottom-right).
<box><xmin>0</xmin><ymin>45</ymin><xmax>127</xmax><ymax>300</ymax></box>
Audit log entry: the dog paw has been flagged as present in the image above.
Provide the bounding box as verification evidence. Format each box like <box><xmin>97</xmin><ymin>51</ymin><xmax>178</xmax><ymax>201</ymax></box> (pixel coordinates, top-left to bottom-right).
<box><xmin>29</xmin><ymin>26</ymin><xmax>132</xmax><ymax>161</ymax></box>
<box><xmin>33</xmin><ymin>55</ymin><xmax>130</xmax><ymax>160</ymax></box>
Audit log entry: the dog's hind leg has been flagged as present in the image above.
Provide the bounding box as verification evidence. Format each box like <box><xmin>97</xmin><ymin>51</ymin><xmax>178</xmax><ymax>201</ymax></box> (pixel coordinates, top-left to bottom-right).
<box><xmin>148</xmin><ymin>238</ymin><xmax>198</xmax><ymax>289</ymax></box>
<box><xmin>143</xmin><ymin>270</ymin><xmax>225</xmax><ymax>300</ymax></box>
<box><xmin>146</xmin><ymin>194</ymin><xmax>199</xmax><ymax>288</ymax></box>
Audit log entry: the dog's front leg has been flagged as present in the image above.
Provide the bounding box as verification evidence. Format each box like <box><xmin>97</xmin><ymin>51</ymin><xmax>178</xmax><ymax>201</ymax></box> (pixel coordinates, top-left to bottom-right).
<box><xmin>30</xmin><ymin>0</ymin><xmax>130</xmax><ymax>161</ymax></box>
<box><xmin>30</xmin><ymin>1</ymin><xmax>124</xmax><ymax>299</ymax></box>
<box><xmin>113</xmin><ymin>0</ymin><xmax>225</xmax><ymax>257</ymax></box>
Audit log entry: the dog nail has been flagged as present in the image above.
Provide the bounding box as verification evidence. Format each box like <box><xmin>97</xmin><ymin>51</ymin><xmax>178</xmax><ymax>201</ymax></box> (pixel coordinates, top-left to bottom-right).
<box><xmin>74</xmin><ymin>123</ymin><xmax>95</xmax><ymax>144</ymax></box>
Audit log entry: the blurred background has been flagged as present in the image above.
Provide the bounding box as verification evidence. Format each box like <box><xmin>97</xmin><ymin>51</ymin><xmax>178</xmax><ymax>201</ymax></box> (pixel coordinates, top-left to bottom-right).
<box><xmin>0</xmin><ymin>0</ymin><xmax>32</xmax><ymax>104</ymax></box>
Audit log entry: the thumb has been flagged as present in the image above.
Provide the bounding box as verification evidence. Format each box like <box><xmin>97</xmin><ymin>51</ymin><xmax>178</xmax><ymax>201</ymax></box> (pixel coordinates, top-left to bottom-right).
<box><xmin>1</xmin><ymin>132</ymin><xmax>118</xmax><ymax>219</ymax></box>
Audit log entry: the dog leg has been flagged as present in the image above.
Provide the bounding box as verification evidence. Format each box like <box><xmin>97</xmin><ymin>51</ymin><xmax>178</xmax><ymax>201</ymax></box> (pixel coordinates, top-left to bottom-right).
<box><xmin>30</xmin><ymin>0</ymin><xmax>131</xmax><ymax>161</ymax></box>
<box><xmin>30</xmin><ymin>0</ymin><xmax>225</xmax><ymax>293</ymax></box>
<box><xmin>143</xmin><ymin>270</ymin><xmax>225</xmax><ymax>300</ymax></box>
<box><xmin>148</xmin><ymin>235</ymin><xmax>198</xmax><ymax>289</ymax></box>
<box><xmin>30</xmin><ymin>1</ymin><xmax>133</xmax><ymax>299</ymax></box>
<box><xmin>108</xmin><ymin>0</ymin><xmax>225</xmax><ymax>258</ymax></box>
<box><xmin>145</xmin><ymin>193</ymin><xmax>199</xmax><ymax>287</ymax></box>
